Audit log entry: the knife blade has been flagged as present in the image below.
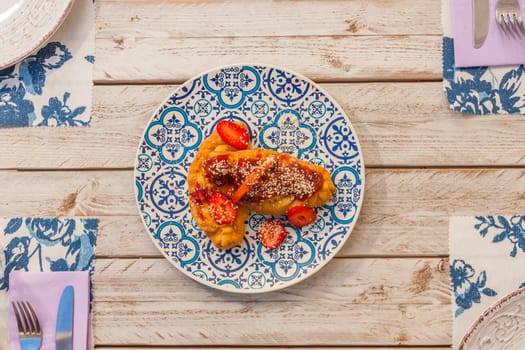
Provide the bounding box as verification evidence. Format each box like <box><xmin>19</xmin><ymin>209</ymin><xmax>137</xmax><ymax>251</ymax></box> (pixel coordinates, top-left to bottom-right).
<box><xmin>473</xmin><ymin>0</ymin><xmax>490</xmax><ymax>48</ymax></box>
<box><xmin>56</xmin><ymin>285</ymin><xmax>74</xmax><ymax>350</ymax></box>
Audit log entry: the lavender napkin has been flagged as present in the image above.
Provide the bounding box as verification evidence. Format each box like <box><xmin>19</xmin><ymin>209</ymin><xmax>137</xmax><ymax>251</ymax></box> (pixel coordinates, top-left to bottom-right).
<box><xmin>9</xmin><ymin>272</ymin><xmax>90</xmax><ymax>350</ymax></box>
<box><xmin>452</xmin><ymin>0</ymin><xmax>525</xmax><ymax>67</ymax></box>
<box><xmin>0</xmin><ymin>218</ymin><xmax>98</xmax><ymax>350</ymax></box>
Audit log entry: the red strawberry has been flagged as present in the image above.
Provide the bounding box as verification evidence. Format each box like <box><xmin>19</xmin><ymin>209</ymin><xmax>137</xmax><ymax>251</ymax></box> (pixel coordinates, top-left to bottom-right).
<box><xmin>190</xmin><ymin>186</ymin><xmax>209</xmax><ymax>204</ymax></box>
<box><xmin>258</xmin><ymin>219</ymin><xmax>287</xmax><ymax>249</ymax></box>
<box><xmin>208</xmin><ymin>191</ymin><xmax>238</xmax><ymax>225</ymax></box>
<box><xmin>216</xmin><ymin>120</ymin><xmax>250</xmax><ymax>150</ymax></box>
<box><xmin>287</xmin><ymin>206</ymin><xmax>317</xmax><ymax>228</ymax></box>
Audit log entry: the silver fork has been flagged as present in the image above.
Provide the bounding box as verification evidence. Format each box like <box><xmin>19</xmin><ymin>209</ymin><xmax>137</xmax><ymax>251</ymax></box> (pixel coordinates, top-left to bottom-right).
<box><xmin>11</xmin><ymin>301</ymin><xmax>42</xmax><ymax>350</ymax></box>
<box><xmin>496</xmin><ymin>0</ymin><xmax>525</xmax><ymax>38</ymax></box>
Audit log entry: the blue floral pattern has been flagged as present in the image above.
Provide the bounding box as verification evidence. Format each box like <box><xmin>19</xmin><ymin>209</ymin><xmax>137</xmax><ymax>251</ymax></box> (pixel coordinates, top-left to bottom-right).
<box><xmin>144</xmin><ymin>107</ymin><xmax>201</xmax><ymax>164</ymax></box>
<box><xmin>259</xmin><ymin>109</ymin><xmax>316</xmax><ymax>157</ymax></box>
<box><xmin>443</xmin><ymin>37</ymin><xmax>525</xmax><ymax>115</ymax></box>
<box><xmin>0</xmin><ymin>218</ymin><xmax>98</xmax><ymax>290</ymax></box>
<box><xmin>203</xmin><ymin>66</ymin><xmax>260</xmax><ymax>108</ymax></box>
<box><xmin>0</xmin><ymin>41</ymin><xmax>91</xmax><ymax>127</ymax></box>
<box><xmin>474</xmin><ymin>215</ymin><xmax>525</xmax><ymax>257</ymax></box>
<box><xmin>135</xmin><ymin>64</ymin><xmax>364</xmax><ymax>292</ymax></box>
<box><xmin>450</xmin><ymin>259</ymin><xmax>498</xmax><ymax>318</ymax></box>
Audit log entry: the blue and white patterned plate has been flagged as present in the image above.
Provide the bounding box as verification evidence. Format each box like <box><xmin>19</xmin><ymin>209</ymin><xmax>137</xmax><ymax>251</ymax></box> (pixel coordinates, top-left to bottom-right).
<box><xmin>134</xmin><ymin>64</ymin><xmax>364</xmax><ymax>293</ymax></box>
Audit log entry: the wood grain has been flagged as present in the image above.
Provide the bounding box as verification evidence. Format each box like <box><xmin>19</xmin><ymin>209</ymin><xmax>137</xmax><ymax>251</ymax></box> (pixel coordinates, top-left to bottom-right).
<box><xmin>94</xmin><ymin>258</ymin><xmax>450</xmax><ymax>303</ymax></box>
<box><xmin>1</xmin><ymin>84</ymin><xmax>525</xmax><ymax>170</ymax></box>
<box><xmin>96</xmin><ymin>0</ymin><xmax>442</xmax><ymax>37</ymax></box>
<box><xmin>94</xmin><ymin>35</ymin><xmax>441</xmax><ymax>83</ymax></box>
<box><xmin>92</xmin><ymin>258</ymin><xmax>451</xmax><ymax>346</ymax></box>
<box><xmin>97</xmin><ymin>348</ymin><xmax>450</xmax><ymax>350</ymax></box>
<box><xmin>94</xmin><ymin>0</ymin><xmax>442</xmax><ymax>82</ymax></box>
<box><xmin>96</xmin><ymin>346</ymin><xmax>451</xmax><ymax>350</ymax></box>
<box><xmin>1</xmin><ymin>169</ymin><xmax>524</xmax><ymax>257</ymax></box>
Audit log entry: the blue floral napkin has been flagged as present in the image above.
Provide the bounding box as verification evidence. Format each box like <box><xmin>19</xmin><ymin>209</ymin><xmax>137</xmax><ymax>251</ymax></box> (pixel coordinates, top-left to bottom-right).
<box><xmin>0</xmin><ymin>0</ymin><xmax>94</xmax><ymax>127</ymax></box>
<box><xmin>442</xmin><ymin>0</ymin><xmax>525</xmax><ymax>114</ymax></box>
<box><xmin>450</xmin><ymin>216</ymin><xmax>525</xmax><ymax>348</ymax></box>
<box><xmin>0</xmin><ymin>217</ymin><xmax>98</xmax><ymax>350</ymax></box>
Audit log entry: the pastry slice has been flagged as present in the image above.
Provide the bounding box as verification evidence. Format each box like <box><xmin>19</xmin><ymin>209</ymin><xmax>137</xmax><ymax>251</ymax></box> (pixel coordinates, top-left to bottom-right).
<box><xmin>187</xmin><ymin>121</ymin><xmax>335</xmax><ymax>249</ymax></box>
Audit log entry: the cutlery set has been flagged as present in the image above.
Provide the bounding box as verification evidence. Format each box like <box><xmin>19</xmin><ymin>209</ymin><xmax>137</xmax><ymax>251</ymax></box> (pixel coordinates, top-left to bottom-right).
<box><xmin>473</xmin><ymin>0</ymin><xmax>525</xmax><ymax>48</ymax></box>
<box><xmin>11</xmin><ymin>285</ymin><xmax>74</xmax><ymax>350</ymax></box>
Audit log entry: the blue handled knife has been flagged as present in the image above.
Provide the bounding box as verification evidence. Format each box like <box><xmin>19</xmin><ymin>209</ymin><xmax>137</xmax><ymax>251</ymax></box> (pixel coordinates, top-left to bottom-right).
<box><xmin>56</xmin><ymin>285</ymin><xmax>74</xmax><ymax>350</ymax></box>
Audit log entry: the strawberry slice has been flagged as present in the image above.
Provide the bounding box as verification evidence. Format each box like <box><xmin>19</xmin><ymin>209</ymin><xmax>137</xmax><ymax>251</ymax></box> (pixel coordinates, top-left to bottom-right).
<box><xmin>287</xmin><ymin>206</ymin><xmax>317</xmax><ymax>228</ymax></box>
<box><xmin>258</xmin><ymin>219</ymin><xmax>287</xmax><ymax>249</ymax></box>
<box><xmin>208</xmin><ymin>191</ymin><xmax>238</xmax><ymax>224</ymax></box>
<box><xmin>189</xmin><ymin>185</ymin><xmax>209</xmax><ymax>205</ymax></box>
<box><xmin>231</xmin><ymin>155</ymin><xmax>276</xmax><ymax>203</ymax></box>
<box><xmin>216</xmin><ymin>120</ymin><xmax>250</xmax><ymax>150</ymax></box>
<box><xmin>189</xmin><ymin>186</ymin><xmax>210</xmax><ymax>221</ymax></box>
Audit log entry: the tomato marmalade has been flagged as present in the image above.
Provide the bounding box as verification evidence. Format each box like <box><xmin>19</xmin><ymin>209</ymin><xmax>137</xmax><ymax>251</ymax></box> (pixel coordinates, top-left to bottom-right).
<box><xmin>203</xmin><ymin>154</ymin><xmax>323</xmax><ymax>202</ymax></box>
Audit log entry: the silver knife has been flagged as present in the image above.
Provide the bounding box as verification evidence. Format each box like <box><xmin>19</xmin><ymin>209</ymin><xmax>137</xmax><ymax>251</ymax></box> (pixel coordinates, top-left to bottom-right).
<box><xmin>473</xmin><ymin>0</ymin><xmax>490</xmax><ymax>48</ymax></box>
<box><xmin>56</xmin><ymin>285</ymin><xmax>74</xmax><ymax>350</ymax></box>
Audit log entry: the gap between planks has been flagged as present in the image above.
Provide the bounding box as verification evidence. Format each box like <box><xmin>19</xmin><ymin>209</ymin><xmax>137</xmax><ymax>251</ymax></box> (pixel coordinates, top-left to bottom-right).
<box><xmin>93</xmin><ymin>77</ymin><xmax>444</xmax><ymax>85</ymax></box>
<box><xmin>95</xmin><ymin>345</ymin><xmax>446</xmax><ymax>350</ymax></box>
<box><xmin>8</xmin><ymin>165</ymin><xmax>525</xmax><ymax>172</ymax></box>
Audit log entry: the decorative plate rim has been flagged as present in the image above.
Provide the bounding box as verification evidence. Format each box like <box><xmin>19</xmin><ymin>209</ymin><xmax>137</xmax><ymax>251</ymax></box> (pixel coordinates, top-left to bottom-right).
<box><xmin>0</xmin><ymin>0</ymin><xmax>75</xmax><ymax>69</ymax></box>
<box><xmin>133</xmin><ymin>63</ymin><xmax>366</xmax><ymax>294</ymax></box>
<box><xmin>458</xmin><ymin>287</ymin><xmax>525</xmax><ymax>349</ymax></box>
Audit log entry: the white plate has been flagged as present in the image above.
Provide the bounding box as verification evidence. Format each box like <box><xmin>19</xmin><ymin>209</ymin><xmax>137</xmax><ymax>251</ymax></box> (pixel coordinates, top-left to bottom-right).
<box><xmin>459</xmin><ymin>288</ymin><xmax>525</xmax><ymax>349</ymax></box>
<box><xmin>134</xmin><ymin>64</ymin><xmax>365</xmax><ymax>293</ymax></box>
<box><xmin>0</xmin><ymin>0</ymin><xmax>74</xmax><ymax>69</ymax></box>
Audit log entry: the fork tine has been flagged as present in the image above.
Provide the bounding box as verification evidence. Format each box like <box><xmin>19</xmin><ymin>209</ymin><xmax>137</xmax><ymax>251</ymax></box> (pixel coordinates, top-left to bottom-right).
<box><xmin>19</xmin><ymin>301</ymin><xmax>36</xmax><ymax>334</ymax></box>
<box><xmin>504</xmin><ymin>14</ymin><xmax>518</xmax><ymax>38</ymax></box>
<box><xmin>16</xmin><ymin>301</ymin><xmax>30</xmax><ymax>334</ymax></box>
<box><xmin>498</xmin><ymin>13</ymin><xmax>511</xmax><ymax>38</ymax></box>
<box><xmin>11</xmin><ymin>302</ymin><xmax>25</xmax><ymax>334</ymax></box>
<box><xmin>516</xmin><ymin>13</ymin><xmax>525</xmax><ymax>37</ymax></box>
<box><xmin>25</xmin><ymin>302</ymin><xmax>40</xmax><ymax>334</ymax></box>
<box><xmin>510</xmin><ymin>14</ymin><xmax>523</xmax><ymax>38</ymax></box>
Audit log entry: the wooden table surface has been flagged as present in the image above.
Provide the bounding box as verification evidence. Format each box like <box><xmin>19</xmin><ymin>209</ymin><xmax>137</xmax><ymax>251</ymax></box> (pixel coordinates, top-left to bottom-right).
<box><xmin>2</xmin><ymin>0</ymin><xmax>525</xmax><ymax>348</ymax></box>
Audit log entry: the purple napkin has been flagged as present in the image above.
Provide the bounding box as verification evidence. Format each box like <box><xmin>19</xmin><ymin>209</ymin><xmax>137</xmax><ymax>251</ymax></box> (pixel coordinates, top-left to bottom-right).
<box><xmin>451</xmin><ymin>0</ymin><xmax>525</xmax><ymax>67</ymax></box>
<box><xmin>8</xmin><ymin>271</ymin><xmax>90</xmax><ymax>350</ymax></box>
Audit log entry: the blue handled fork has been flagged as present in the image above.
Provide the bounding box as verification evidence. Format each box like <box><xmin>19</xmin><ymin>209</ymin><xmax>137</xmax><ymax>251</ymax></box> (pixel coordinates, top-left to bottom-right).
<box><xmin>11</xmin><ymin>301</ymin><xmax>42</xmax><ymax>350</ymax></box>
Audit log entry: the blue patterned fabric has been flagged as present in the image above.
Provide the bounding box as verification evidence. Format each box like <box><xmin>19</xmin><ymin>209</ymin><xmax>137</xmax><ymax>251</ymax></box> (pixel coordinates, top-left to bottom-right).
<box><xmin>0</xmin><ymin>217</ymin><xmax>98</xmax><ymax>291</ymax></box>
<box><xmin>443</xmin><ymin>37</ymin><xmax>525</xmax><ymax>115</ymax></box>
<box><xmin>450</xmin><ymin>215</ymin><xmax>525</xmax><ymax>347</ymax></box>
<box><xmin>450</xmin><ymin>259</ymin><xmax>498</xmax><ymax>318</ymax></box>
<box><xmin>0</xmin><ymin>0</ymin><xmax>94</xmax><ymax>127</ymax></box>
<box><xmin>135</xmin><ymin>64</ymin><xmax>364</xmax><ymax>292</ymax></box>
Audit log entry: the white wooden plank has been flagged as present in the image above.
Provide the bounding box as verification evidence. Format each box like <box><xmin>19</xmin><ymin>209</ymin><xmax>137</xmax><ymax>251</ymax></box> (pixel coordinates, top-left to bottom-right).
<box><xmin>96</xmin><ymin>346</ymin><xmax>451</xmax><ymax>350</ymax></box>
<box><xmin>96</xmin><ymin>0</ymin><xmax>442</xmax><ymax>38</ymax></box>
<box><xmin>94</xmin><ymin>35</ymin><xmax>441</xmax><ymax>83</ymax></box>
<box><xmin>329</xmin><ymin>83</ymin><xmax>525</xmax><ymax>167</ymax></box>
<box><xmin>94</xmin><ymin>258</ymin><xmax>450</xmax><ymax>303</ymax></box>
<box><xmin>1</xmin><ymin>83</ymin><xmax>525</xmax><ymax>170</ymax></box>
<box><xmin>1</xmin><ymin>169</ymin><xmax>525</xmax><ymax>257</ymax></box>
<box><xmin>97</xmin><ymin>348</ymin><xmax>450</xmax><ymax>350</ymax></box>
<box><xmin>94</xmin><ymin>0</ymin><xmax>442</xmax><ymax>82</ymax></box>
<box><xmin>92</xmin><ymin>258</ymin><xmax>451</xmax><ymax>346</ymax></box>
